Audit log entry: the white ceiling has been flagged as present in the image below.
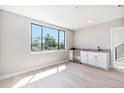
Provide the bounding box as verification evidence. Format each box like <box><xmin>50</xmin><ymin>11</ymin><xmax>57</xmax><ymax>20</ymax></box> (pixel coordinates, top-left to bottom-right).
<box><xmin>0</xmin><ymin>5</ymin><xmax>124</xmax><ymax>31</ymax></box>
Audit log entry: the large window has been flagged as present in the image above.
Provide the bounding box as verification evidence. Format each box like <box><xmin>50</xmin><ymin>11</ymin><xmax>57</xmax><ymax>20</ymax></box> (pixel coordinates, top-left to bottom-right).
<box><xmin>31</xmin><ymin>23</ymin><xmax>65</xmax><ymax>52</ymax></box>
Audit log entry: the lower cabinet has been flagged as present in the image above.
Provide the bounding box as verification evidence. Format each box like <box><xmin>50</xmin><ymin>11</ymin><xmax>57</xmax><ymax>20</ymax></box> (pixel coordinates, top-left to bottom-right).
<box><xmin>87</xmin><ymin>52</ymin><xmax>97</xmax><ymax>65</ymax></box>
<box><xmin>80</xmin><ymin>51</ymin><xmax>110</xmax><ymax>69</ymax></box>
<box><xmin>69</xmin><ymin>50</ymin><xmax>73</xmax><ymax>61</ymax></box>
<box><xmin>80</xmin><ymin>51</ymin><xmax>88</xmax><ymax>64</ymax></box>
<box><xmin>95</xmin><ymin>53</ymin><xmax>108</xmax><ymax>68</ymax></box>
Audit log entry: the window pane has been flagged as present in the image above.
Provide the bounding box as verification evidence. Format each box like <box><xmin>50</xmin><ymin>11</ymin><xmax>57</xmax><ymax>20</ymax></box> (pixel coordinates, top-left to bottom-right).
<box><xmin>43</xmin><ymin>27</ymin><xmax>58</xmax><ymax>50</ymax></box>
<box><xmin>31</xmin><ymin>24</ymin><xmax>42</xmax><ymax>52</ymax></box>
<box><xmin>59</xmin><ymin>31</ymin><xmax>65</xmax><ymax>49</ymax></box>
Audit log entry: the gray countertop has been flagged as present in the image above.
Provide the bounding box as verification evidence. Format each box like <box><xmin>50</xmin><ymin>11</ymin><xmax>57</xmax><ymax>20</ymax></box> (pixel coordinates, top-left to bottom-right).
<box><xmin>70</xmin><ymin>48</ymin><xmax>111</xmax><ymax>53</ymax></box>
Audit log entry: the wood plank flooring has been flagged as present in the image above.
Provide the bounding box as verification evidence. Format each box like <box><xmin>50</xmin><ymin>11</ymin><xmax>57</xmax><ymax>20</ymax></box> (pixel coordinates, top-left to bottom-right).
<box><xmin>0</xmin><ymin>62</ymin><xmax>124</xmax><ymax>88</ymax></box>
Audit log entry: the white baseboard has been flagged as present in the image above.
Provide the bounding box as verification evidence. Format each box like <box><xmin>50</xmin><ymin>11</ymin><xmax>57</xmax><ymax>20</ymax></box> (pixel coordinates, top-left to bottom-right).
<box><xmin>0</xmin><ymin>59</ymin><xmax>69</xmax><ymax>80</ymax></box>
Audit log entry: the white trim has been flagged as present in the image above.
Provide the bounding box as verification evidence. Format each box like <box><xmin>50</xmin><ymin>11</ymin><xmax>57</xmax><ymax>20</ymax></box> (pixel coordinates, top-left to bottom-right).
<box><xmin>0</xmin><ymin>59</ymin><xmax>69</xmax><ymax>80</ymax></box>
<box><xmin>111</xmin><ymin>26</ymin><xmax>124</xmax><ymax>31</ymax></box>
<box><xmin>30</xmin><ymin>50</ymin><xmax>67</xmax><ymax>55</ymax></box>
<box><xmin>111</xmin><ymin>28</ymin><xmax>114</xmax><ymax>68</ymax></box>
<box><xmin>113</xmin><ymin>61</ymin><xmax>124</xmax><ymax>69</ymax></box>
<box><xmin>111</xmin><ymin>26</ymin><xmax>124</xmax><ymax>68</ymax></box>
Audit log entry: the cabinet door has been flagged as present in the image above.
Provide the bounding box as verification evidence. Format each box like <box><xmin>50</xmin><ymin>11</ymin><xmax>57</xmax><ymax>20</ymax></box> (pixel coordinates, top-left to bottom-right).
<box><xmin>96</xmin><ymin>53</ymin><xmax>108</xmax><ymax>68</ymax></box>
<box><xmin>69</xmin><ymin>50</ymin><xmax>73</xmax><ymax>61</ymax></box>
<box><xmin>88</xmin><ymin>52</ymin><xmax>97</xmax><ymax>65</ymax></box>
<box><xmin>80</xmin><ymin>51</ymin><xmax>87</xmax><ymax>63</ymax></box>
<box><xmin>88</xmin><ymin>52</ymin><xmax>108</xmax><ymax>68</ymax></box>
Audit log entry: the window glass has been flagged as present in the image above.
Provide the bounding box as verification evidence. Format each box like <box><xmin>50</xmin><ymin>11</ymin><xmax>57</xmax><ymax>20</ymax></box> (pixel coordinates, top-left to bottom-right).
<box><xmin>43</xmin><ymin>26</ymin><xmax>58</xmax><ymax>50</ymax></box>
<box><xmin>31</xmin><ymin>23</ymin><xmax>65</xmax><ymax>52</ymax></box>
<box><xmin>31</xmin><ymin>24</ymin><xmax>42</xmax><ymax>52</ymax></box>
<box><xmin>59</xmin><ymin>31</ymin><xmax>65</xmax><ymax>49</ymax></box>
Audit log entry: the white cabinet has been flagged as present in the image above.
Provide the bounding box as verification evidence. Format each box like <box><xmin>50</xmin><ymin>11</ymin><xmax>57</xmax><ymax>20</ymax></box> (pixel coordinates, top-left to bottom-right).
<box><xmin>95</xmin><ymin>53</ymin><xmax>108</xmax><ymax>68</ymax></box>
<box><xmin>80</xmin><ymin>51</ymin><xmax>88</xmax><ymax>64</ymax></box>
<box><xmin>69</xmin><ymin>50</ymin><xmax>73</xmax><ymax>61</ymax></box>
<box><xmin>88</xmin><ymin>52</ymin><xmax>98</xmax><ymax>65</ymax></box>
<box><xmin>80</xmin><ymin>51</ymin><xmax>110</xmax><ymax>69</ymax></box>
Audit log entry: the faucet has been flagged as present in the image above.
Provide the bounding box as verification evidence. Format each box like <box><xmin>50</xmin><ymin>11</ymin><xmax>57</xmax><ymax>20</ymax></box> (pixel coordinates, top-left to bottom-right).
<box><xmin>97</xmin><ymin>46</ymin><xmax>101</xmax><ymax>51</ymax></box>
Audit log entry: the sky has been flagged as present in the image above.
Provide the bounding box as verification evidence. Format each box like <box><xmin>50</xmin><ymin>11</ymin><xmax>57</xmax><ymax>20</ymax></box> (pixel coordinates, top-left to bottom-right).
<box><xmin>32</xmin><ymin>24</ymin><xmax>64</xmax><ymax>41</ymax></box>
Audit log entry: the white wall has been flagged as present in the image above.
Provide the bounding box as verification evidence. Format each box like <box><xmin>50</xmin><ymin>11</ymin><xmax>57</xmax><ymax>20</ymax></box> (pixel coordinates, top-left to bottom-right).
<box><xmin>74</xmin><ymin>18</ymin><xmax>124</xmax><ymax>49</ymax></box>
<box><xmin>0</xmin><ymin>10</ymin><xmax>74</xmax><ymax>77</ymax></box>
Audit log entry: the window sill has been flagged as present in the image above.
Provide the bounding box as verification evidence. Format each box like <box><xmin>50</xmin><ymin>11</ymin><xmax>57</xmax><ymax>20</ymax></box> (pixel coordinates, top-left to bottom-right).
<box><xmin>30</xmin><ymin>50</ymin><xmax>67</xmax><ymax>55</ymax></box>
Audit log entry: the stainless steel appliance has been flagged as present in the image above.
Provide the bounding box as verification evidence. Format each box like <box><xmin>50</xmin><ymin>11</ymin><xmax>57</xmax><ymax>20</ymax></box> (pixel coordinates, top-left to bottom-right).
<box><xmin>69</xmin><ymin>50</ymin><xmax>80</xmax><ymax>63</ymax></box>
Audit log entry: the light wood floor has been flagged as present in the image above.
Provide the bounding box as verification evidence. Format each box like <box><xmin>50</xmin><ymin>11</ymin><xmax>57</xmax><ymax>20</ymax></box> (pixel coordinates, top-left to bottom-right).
<box><xmin>0</xmin><ymin>62</ymin><xmax>124</xmax><ymax>88</ymax></box>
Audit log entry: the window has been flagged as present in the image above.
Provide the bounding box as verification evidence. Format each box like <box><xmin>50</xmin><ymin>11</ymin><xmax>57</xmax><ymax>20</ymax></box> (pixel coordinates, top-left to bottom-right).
<box><xmin>59</xmin><ymin>31</ymin><xmax>65</xmax><ymax>49</ymax></box>
<box><xmin>31</xmin><ymin>23</ymin><xmax>65</xmax><ymax>52</ymax></box>
<box><xmin>43</xmin><ymin>26</ymin><xmax>59</xmax><ymax>50</ymax></box>
<box><xmin>31</xmin><ymin>24</ymin><xmax>42</xmax><ymax>52</ymax></box>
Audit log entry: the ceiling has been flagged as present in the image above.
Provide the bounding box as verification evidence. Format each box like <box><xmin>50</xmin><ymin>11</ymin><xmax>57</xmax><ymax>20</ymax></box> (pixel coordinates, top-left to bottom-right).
<box><xmin>0</xmin><ymin>5</ymin><xmax>124</xmax><ymax>31</ymax></box>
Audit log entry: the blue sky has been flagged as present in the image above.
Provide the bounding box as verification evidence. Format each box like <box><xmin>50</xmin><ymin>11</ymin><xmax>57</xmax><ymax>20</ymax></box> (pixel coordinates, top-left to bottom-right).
<box><xmin>32</xmin><ymin>24</ymin><xmax>64</xmax><ymax>41</ymax></box>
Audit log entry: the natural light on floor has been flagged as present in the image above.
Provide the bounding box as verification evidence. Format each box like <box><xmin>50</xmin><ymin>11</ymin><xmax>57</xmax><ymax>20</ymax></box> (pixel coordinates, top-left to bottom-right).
<box><xmin>12</xmin><ymin>75</ymin><xmax>34</xmax><ymax>88</ymax></box>
<box><xmin>12</xmin><ymin>64</ymin><xmax>66</xmax><ymax>88</ymax></box>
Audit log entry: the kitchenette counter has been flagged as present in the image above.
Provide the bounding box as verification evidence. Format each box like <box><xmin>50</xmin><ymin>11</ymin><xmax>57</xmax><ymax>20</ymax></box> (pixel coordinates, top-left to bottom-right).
<box><xmin>70</xmin><ymin>48</ymin><xmax>111</xmax><ymax>53</ymax></box>
<box><xmin>69</xmin><ymin>48</ymin><xmax>111</xmax><ymax>69</ymax></box>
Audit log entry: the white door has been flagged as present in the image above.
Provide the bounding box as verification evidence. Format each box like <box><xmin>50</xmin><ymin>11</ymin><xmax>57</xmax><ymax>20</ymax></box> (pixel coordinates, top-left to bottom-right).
<box><xmin>80</xmin><ymin>51</ymin><xmax>88</xmax><ymax>63</ymax></box>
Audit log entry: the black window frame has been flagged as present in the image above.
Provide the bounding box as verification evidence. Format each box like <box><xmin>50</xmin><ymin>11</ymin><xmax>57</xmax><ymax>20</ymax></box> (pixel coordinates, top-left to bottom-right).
<box><xmin>31</xmin><ymin>23</ymin><xmax>65</xmax><ymax>52</ymax></box>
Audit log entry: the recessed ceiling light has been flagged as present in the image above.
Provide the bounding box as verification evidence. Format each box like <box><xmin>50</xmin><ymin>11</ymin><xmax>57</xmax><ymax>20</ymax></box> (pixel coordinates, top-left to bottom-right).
<box><xmin>88</xmin><ymin>20</ymin><xmax>92</xmax><ymax>24</ymax></box>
